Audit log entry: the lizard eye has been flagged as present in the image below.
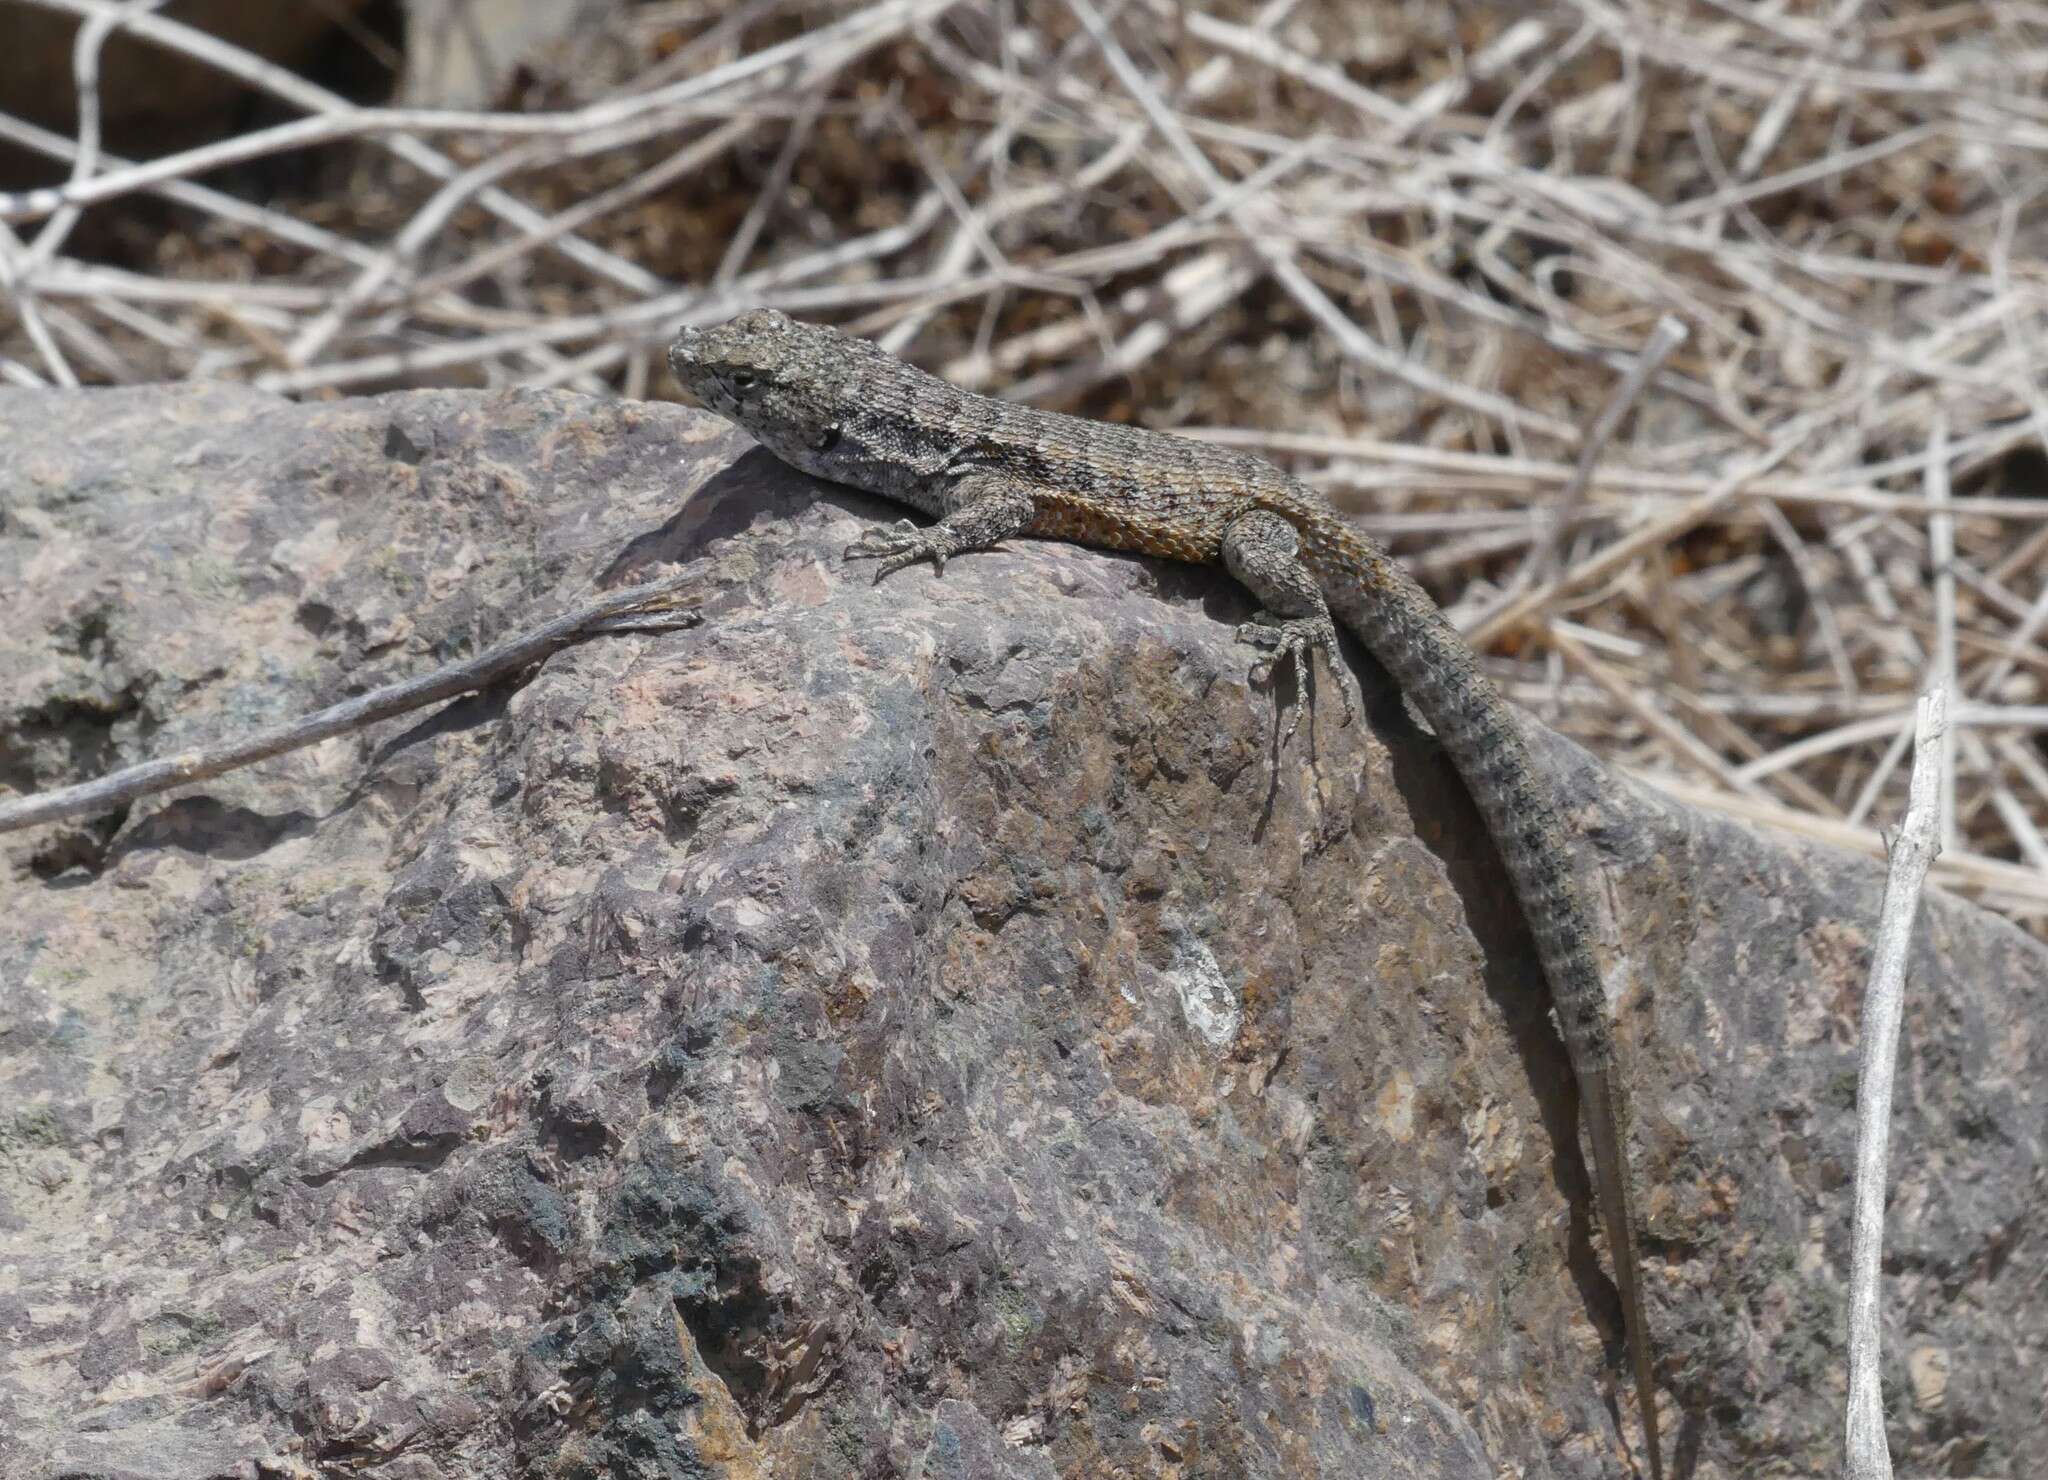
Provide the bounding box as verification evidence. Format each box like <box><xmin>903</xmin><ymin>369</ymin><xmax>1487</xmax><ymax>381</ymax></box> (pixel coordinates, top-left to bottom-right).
<box><xmin>730</xmin><ymin>369</ymin><xmax>757</xmax><ymax>391</ymax></box>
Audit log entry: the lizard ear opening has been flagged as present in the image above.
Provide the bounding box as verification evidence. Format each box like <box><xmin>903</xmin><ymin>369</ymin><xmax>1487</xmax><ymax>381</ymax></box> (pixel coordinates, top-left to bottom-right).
<box><xmin>809</xmin><ymin>425</ymin><xmax>841</xmax><ymax>453</ymax></box>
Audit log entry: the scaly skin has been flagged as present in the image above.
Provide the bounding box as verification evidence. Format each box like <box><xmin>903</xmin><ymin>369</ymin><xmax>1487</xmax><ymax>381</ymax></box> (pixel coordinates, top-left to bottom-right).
<box><xmin>669</xmin><ymin>308</ymin><xmax>1661</xmax><ymax>1479</ymax></box>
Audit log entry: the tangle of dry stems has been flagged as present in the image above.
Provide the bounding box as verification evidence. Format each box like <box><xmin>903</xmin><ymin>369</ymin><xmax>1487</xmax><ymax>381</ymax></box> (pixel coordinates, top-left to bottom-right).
<box><xmin>5</xmin><ymin>0</ymin><xmax>2048</xmax><ymax>928</ymax></box>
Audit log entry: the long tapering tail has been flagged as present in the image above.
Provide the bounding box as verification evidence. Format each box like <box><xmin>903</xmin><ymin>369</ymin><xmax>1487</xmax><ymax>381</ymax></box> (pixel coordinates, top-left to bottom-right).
<box><xmin>1582</xmin><ymin>1067</ymin><xmax>1663</xmax><ymax>1480</ymax></box>
<box><xmin>1301</xmin><ymin>510</ymin><xmax>1663</xmax><ymax>1480</ymax></box>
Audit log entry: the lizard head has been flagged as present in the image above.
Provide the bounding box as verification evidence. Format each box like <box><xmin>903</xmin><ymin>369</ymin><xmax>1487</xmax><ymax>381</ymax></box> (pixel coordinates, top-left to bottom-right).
<box><xmin>667</xmin><ymin>309</ymin><xmax>873</xmax><ymax>469</ymax></box>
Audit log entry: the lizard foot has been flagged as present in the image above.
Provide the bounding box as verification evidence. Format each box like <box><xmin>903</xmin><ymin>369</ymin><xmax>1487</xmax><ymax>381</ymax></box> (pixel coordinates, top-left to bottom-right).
<box><xmin>844</xmin><ymin>519</ymin><xmax>955</xmax><ymax>582</ymax></box>
<box><xmin>1236</xmin><ymin>613</ymin><xmax>1356</xmax><ymax>744</ymax></box>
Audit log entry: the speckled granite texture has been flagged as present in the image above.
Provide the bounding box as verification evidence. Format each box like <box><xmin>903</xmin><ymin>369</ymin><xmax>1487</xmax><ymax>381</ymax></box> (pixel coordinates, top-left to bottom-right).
<box><xmin>1</xmin><ymin>384</ymin><xmax>2040</xmax><ymax>1478</ymax></box>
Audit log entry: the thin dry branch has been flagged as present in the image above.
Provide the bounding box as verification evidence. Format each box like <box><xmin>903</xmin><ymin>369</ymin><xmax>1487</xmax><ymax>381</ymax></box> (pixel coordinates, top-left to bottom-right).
<box><xmin>1527</xmin><ymin>313</ymin><xmax>1689</xmax><ymax>582</ymax></box>
<box><xmin>1463</xmin><ymin>418</ymin><xmax>1820</xmax><ymax>650</ymax></box>
<box><xmin>1844</xmin><ymin>685</ymin><xmax>1949</xmax><ymax>1480</ymax></box>
<box><xmin>5</xmin><ymin>0</ymin><xmax>662</xmax><ymax>292</ymax></box>
<box><xmin>0</xmin><ymin>575</ymin><xmax>702</xmax><ymax>837</ymax></box>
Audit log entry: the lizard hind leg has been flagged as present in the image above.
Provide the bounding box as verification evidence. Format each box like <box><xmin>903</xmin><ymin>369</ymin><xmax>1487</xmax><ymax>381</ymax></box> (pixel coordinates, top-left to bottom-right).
<box><xmin>844</xmin><ymin>472</ymin><xmax>1038</xmax><ymax>582</ymax></box>
<box><xmin>1221</xmin><ymin>509</ymin><xmax>1358</xmax><ymax>744</ymax></box>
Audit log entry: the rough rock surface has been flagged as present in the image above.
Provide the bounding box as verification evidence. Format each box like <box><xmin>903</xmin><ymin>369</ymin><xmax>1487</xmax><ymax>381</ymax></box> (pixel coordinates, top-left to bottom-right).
<box><xmin>1</xmin><ymin>384</ymin><xmax>2042</xmax><ymax>1479</ymax></box>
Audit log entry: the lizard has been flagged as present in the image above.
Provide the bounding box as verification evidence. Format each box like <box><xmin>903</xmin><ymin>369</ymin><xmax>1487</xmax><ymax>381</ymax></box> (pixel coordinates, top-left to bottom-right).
<box><xmin>667</xmin><ymin>307</ymin><xmax>1663</xmax><ymax>1479</ymax></box>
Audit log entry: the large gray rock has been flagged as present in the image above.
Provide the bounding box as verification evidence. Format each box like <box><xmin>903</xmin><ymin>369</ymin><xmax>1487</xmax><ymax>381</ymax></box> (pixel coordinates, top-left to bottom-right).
<box><xmin>1</xmin><ymin>384</ymin><xmax>2041</xmax><ymax>1478</ymax></box>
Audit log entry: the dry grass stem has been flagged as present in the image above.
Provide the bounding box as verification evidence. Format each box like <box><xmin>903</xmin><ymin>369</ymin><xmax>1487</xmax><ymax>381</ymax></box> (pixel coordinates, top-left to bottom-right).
<box><xmin>0</xmin><ymin>575</ymin><xmax>703</xmax><ymax>836</ymax></box>
<box><xmin>1843</xmin><ymin>684</ymin><xmax>1949</xmax><ymax>1480</ymax></box>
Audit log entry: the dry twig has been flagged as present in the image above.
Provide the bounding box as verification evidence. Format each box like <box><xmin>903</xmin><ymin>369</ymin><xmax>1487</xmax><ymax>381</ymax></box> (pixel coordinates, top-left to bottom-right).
<box><xmin>0</xmin><ymin>575</ymin><xmax>701</xmax><ymax>836</ymax></box>
<box><xmin>1844</xmin><ymin>685</ymin><xmax>1949</xmax><ymax>1480</ymax></box>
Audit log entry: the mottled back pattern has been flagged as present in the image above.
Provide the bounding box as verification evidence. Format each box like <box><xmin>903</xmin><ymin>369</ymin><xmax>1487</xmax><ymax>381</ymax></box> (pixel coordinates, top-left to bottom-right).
<box><xmin>672</xmin><ymin>309</ymin><xmax>1316</xmax><ymax>563</ymax></box>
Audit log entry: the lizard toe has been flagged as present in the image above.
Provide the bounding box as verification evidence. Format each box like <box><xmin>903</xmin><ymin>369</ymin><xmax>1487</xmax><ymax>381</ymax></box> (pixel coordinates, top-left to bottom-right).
<box><xmin>1235</xmin><ymin>614</ymin><xmax>1350</xmax><ymax>745</ymax></box>
<box><xmin>845</xmin><ymin>525</ymin><xmax>953</xmax><ymax>581</ymax></box>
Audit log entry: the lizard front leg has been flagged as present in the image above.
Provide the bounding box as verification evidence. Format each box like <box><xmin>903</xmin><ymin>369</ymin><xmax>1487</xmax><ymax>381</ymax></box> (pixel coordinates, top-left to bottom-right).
<box><xmin>844</xmin><ymin>472</ymin><xmax>1037</xmax><ymax>581</ymax></box>
<box><xmin>1221</xmin><ymin>508</ymin><xmax>1358</xmax><ymax>744</ymax></box>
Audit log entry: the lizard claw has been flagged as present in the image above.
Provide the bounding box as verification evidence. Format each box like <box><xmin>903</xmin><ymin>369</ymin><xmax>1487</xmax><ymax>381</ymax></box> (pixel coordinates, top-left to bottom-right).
<box><xmin>1236</xmin><ymin>613</ymin><xmax>1356</xmax><ymax>744</ymax></box>
<box><xmin>845</xmin><ymin>519</ymin><xmax>952</xmax><ymax>582</ymax></box>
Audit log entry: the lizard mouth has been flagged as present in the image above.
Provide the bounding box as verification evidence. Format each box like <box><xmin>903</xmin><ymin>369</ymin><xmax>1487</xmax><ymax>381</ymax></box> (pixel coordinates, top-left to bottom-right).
<box><xmin>665</xmin><ymin>329</ymin><xmax>730</xmax><ymax>413</ymax></box>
